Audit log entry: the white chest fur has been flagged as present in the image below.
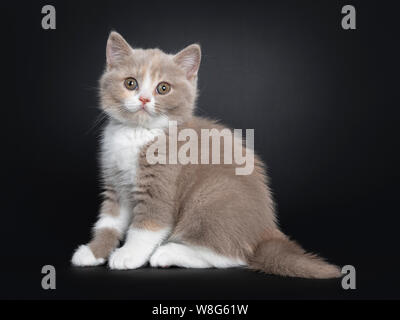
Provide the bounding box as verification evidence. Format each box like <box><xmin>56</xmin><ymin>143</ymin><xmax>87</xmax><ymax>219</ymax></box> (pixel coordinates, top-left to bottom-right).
<box><xmin>101</xmin><ymin>121</ymin><xmax>162</xmax><ymax>188</ymax></box>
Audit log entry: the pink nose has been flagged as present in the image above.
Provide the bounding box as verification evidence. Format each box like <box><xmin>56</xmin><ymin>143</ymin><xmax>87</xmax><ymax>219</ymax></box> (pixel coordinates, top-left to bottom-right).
<box><xmin>139</xmin><ymin>97</ymin><xmax>150</xmax><ymax>104</ymax></box>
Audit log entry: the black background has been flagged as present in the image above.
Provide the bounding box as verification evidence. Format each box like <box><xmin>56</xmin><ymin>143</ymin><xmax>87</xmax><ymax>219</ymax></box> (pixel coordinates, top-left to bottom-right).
<box><xmin>3</xmin><ymin>0</ymin><xmax>400</xmax><ymax>299</ymax></box>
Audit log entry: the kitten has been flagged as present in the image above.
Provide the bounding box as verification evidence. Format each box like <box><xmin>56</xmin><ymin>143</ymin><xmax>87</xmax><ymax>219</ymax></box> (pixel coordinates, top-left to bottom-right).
<box><xmin>71</xmin><ymin>31</ymin><xmax>341</xmax><ymax>278</ymax></box>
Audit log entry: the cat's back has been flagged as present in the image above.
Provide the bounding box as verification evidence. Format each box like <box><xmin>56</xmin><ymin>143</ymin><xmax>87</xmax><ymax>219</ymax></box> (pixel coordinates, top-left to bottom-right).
<box><xmin>182</xmin><ymin>116</ymin><xmax>227</xmax><ymax>133</ymax></box>
<box><xmin>180</xmin><ymin>116</ymin><xmax>265</xmax><ymax>172</ymax></box>
<box><xmin>177</xmin><ymin>115</ymin><xmax>267</xmax><ymax>190</ymax></box>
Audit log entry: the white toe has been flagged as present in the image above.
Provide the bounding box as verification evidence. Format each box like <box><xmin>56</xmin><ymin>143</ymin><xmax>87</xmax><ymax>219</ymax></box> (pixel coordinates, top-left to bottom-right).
<box><xmin>150</xmin><ymin>245</ymin><xmax>174</xmax><ymax>268</ymax></box>
<box><xmin>71</xmin><ymin>245</ymin><xmax>105</xmax><ymax>267</ymax></box>
<box><xmin>108</xmin><ymin>246</ymin><xmax>147</xmax><ymax>270</ymax></box>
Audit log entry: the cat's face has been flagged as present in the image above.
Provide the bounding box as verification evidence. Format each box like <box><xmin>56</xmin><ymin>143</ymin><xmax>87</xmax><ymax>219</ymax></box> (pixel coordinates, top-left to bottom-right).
<box><xmin>100</xmin><ymin>32</ymin><xmax>201</xmax><ymax>128</ymax></box>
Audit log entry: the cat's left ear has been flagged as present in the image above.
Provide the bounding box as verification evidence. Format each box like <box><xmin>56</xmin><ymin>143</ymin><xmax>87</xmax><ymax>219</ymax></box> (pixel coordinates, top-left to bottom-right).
<box><xmin>173</xmin><ymin>44</ymin><xmax>201</xmax><ymax>79</ymax></box>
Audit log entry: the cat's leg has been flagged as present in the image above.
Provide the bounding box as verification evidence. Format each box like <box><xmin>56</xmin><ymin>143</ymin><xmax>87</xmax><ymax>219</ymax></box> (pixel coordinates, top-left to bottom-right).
<box><xmin>108</xmin><ymin>200</ymin><xmax>171</xmax><ymax>270</ymax></box>
<box><xmin>71</xmin><ymin>189</ymin><xmax>131</xmax><ymax>266</ymax></box>
<box><xmin>149</xmin><ymin>242</ymin><xmax>246</xmax><ymax>269</ymax></box>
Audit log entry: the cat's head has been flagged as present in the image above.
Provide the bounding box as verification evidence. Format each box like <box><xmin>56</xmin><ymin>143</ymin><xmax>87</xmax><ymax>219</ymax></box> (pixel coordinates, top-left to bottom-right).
<box><xmin>100</xmin><ymin>31</ymin><xmax>201</xmax><ymax>128</ymax></box>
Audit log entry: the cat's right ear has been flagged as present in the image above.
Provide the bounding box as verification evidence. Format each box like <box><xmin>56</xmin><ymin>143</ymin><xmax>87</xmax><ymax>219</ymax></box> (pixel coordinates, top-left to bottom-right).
<box><xmin>106</xmin><ymin>31</ymin><xmax>132</xmax><ymax>69</ymax></box>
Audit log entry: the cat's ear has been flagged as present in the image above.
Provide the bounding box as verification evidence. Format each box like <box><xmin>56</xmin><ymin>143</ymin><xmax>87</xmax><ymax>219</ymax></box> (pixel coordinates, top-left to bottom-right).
<box><xmin>173</xmin><ymin>44</ymin><xmax>201</xmax><ymax>79</ymax></box>
<box><xmin>106</xmin><ymin>31</ymin><xmax>132</xmax><ymax>69</ymax></box>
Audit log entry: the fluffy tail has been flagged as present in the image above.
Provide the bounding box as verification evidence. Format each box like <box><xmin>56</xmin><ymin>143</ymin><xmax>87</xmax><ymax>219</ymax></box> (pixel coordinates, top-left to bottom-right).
<box><xmin>247</xmin><ymin>237</ymin><xmax>341</xmax><ymax>279</ymax></box>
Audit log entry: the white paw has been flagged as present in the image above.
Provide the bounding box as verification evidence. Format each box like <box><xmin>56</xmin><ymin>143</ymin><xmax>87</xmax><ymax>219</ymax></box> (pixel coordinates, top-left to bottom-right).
<box><xmin>108</xmin><ymin>246</ymin><xmax>148</xmax><ymax>270</ymax></box>
<box><xmin>150</xmin><ymin>245</ymin><xmax>175</xmax><ymax>268</ymax></box>
<box><xmin>71</xmin><ymin>245</ymin><xmax>105</xmax><ymax>267</ymax></box>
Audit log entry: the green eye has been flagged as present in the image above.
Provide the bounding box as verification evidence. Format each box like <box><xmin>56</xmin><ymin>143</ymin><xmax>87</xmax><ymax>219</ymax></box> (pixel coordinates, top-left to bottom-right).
<box><xmin>156</xmin><ymin>82</ymin><xmax>171</xmax><ymax>95</ymax></box>
<box><xmin>124</xmin><ymin>77</ymin><xmax>138</xmax><ymax>90</ymax></box>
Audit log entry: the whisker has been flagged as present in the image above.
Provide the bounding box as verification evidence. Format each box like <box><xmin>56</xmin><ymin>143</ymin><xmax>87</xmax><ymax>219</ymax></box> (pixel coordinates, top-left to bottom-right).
<box><xmin>85</xmin><ymin>111</ymin><xmax>109</xmax><ymax>135</ymax></box>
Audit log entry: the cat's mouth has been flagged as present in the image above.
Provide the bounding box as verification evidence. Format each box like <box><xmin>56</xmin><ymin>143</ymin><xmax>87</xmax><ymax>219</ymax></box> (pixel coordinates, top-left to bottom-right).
<box><xmin>136</xmin><ymin>107</ymin><xmax>150</xmax><ymax>115</ymax></box>
<box><xmin>125</xmin><ymin>104</ymin><xmax>152</xmax><ymax>116</ymax></box>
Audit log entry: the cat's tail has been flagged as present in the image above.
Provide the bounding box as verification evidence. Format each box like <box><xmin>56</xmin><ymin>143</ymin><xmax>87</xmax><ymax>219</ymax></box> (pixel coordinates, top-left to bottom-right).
<box><xmin>247</xmin><ymin>236</ymin><xmax>341</xmax><ymax>279</ymax></box>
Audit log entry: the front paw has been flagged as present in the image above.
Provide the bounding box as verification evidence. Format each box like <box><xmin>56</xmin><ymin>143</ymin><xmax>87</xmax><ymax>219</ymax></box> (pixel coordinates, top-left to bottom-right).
<box><xmin>150</xmin><ymin>244</ymin><xmax>174</xmax><ymax>268</ymax></box>
<box><xmin>71</xmin><ymin>245</ymin><xmax>105</xmax><ymax>267</ymax></box>
<box><xmin>108</xmin><ymin>246</ymin><xmax>148</xmax><ymax>270</ymax></box>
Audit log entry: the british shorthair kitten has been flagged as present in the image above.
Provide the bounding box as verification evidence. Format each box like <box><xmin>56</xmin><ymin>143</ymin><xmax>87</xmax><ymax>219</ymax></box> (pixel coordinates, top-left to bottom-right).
<box><xmin>71</xmin><ymin>31</ymin><xmax>341</xmax><ymax>278</ymax></box>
